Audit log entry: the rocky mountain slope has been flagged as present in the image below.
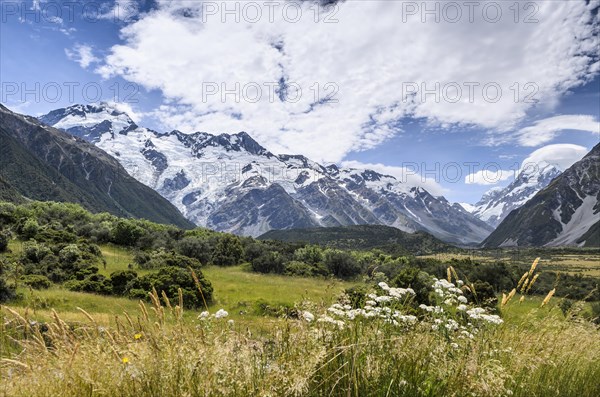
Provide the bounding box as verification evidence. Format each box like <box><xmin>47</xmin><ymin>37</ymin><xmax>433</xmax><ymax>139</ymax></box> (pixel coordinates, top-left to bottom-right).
<box><xmin>462</xmin><ymin>165</ymin><xmax>562</xmax><ymax>228</ymax></box>
<box><xmin>483</xmin><ymin>144</ymin><xmax>600</xmax><ymax>247</ymax></box>
<box><xmin>0</xmin><ymin>104</ymin><xmax>194</xmax><ymax>228</ymax></box>
<box><xmin>39</xmin><ymin>103</ymin><xmax>493</xmax><ymax>244</ymax></box>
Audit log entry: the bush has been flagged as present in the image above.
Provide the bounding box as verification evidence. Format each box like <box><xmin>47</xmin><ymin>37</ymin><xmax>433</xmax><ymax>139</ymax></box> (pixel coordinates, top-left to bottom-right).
<box><xmin>135</xmin><ymin>250</ymin><xmax>202</xmax><ymax>270</ymax></box>
<box><xmin>465</xmin><ymin>280</ymin><xmax>498</xmax><ymax>309</ymax></box>
<box><xmin>293</xmin><ymin>245</ymin><xmax>323</xmax><ymax>266</ymax></box>
<box><xmin>176</xmin><ymin>237</ymin><xmax>212</xmax><ymax>264</ymax></box>
<box><xmin>64</xmin><ymin>274</ymin><xmax>112</xmax><ymax>295</ymax></box>
<box><xmin>111</xmin><ymin>220</ymin><xmax>145</xmax><ymax>246</ymax></box>
<box><xmin>0</xmin><ymin>230</ymin><xmax>9</xmax><ymax>252</ymax></box>
<box><xmin>285</xmin><ymin>260</ymin><xmax>329</xmax><ymax>277</ymax></box>
<box><xmin>0</xmin><ymin>278</ymin><xmax>15</xmax><ymax>302</ymax></box>
<box><xmin>21</xmin><ymin>274</ymin><xmax>52</xmax><ymax>290</ymax></box>
<box><xmin>285</xmin><ymin>261</ymin><xmax>316</xmax><ymax>277</ymax></box>
<box><xmin>128</xmin><ymin>267</ymin><xmax>213</xmax><ymax>308</ymax></box>
<box><xmin>323</xmin><ymin>249</ymin><xmax>361</xmax><ymax>278</ymax></box>
<box><xmin>392</xmin><ymin>267</ymin><xmax>434</xmax><ymax>305</ymax></box>
<box><xmin>21</xmin><ymin>218</ymin><xmax>39</xmax><ymax>239</ymax></box>
<box><xmin>252</xmin><ymin>299</ymin><xmax>298</xmax><ymax>318</ymax></box>
<box><xmin>344</xmin><ymin>285</ymin><xmax>369</xmax><ymax>309</ymax></box>
<box><xmin>251</xmin><ymin>252</ymin><xmax>285</xmax><ymax>274</ymax></box>
<box><xmin>110</xmin><ymin>270</ymin><xmax>138</xmax><ymax>295</ymax></box>
<box><xmin>211</xmin><ymin>235</ymin><xmax>244</xmax><ymax>266</ymax></box>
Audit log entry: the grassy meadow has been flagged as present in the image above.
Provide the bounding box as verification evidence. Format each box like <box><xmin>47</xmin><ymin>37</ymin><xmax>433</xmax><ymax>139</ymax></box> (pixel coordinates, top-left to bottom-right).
<box><xmin>1</xmin><ymin>245</ymin><xmax>600</xmax><ymax>396</ymax></box>
<box><xmin>1</xmin><ymin>235</ymin><xmax>599</xmax><ymax>396</ymax></box>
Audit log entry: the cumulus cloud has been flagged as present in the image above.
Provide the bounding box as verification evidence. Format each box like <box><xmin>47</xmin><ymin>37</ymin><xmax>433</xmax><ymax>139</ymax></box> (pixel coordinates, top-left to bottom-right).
<box><xmin>515</xmin><ymin>115</ymin><xmax>600</xmax><ymax>147</ymax></box>
<box><xmin>520</xmin><ymin>144</ymin><xmax>589</xmax><ymax>173</ymax></box>
<box><xmin>465</xmin><ymin>169</ymin><xmax>514</xmax><ymax>186</ymax></box>
<box><xmin>341</xmin><ymin>160</ymin><xmax>447</xmax><ymax>196</ymax></box>
<box><xmin>65</xmin><ymin>44</ymin><xmax>100</xmax><ymax>68</ymax></box>
<box><xmin>95</xmin><ymin>0</ymin><xmax>598</xmax><ymax>162</ymax></box>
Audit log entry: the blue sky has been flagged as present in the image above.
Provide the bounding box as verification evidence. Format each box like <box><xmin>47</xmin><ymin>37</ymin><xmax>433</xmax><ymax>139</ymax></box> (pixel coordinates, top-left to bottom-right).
<box><xmin>1</xmin><ymin>0</ymin><xmax>599</xmax><ymax>204</ymax></box>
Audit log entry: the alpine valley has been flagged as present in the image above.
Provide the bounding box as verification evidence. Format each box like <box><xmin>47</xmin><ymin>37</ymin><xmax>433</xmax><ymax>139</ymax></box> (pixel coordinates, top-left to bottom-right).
<box><xmin>38</xmin><ymin>103</ymin><xmax>496</xmax><ymax>244</ymax></box>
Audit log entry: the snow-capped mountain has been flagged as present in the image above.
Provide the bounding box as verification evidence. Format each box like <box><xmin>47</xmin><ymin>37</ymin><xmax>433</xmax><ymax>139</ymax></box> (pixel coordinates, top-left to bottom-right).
<box><xmin>39</xmin><ymin>103</ymin><xmax>493</xmax><ymax>244</ymax></box>
<box><xmin>463</xmin><ymin>165</ymin><xmax>562</xmax><ymax>227</ymax></box>
<box><xmin>483</xmin><ymin>143</ymin><xmax>600</xmax><ymax>247</ymax></box>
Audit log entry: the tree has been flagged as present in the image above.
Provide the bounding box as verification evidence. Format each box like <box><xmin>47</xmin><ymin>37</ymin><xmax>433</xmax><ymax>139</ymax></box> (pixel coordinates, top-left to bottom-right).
<box><xmin>211</xmin><ymin>235</ymin><xmax>244</xmax><ymax>266</ymax></box>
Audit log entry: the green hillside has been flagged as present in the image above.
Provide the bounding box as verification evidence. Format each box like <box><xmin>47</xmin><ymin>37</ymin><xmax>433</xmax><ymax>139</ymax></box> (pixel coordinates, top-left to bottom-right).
<box><xmin>0</xmin><ymin>104</ymin><xmax>194</xmax><ymax>228</ymax></box>
<box><xmin>259</xmin><ymin>224</ymin><xmax>452</xmax><ymax>255</ymax></box>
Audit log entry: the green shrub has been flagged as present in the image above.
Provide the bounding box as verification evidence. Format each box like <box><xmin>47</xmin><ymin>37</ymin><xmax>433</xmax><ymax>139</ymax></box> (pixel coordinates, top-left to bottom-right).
<box><xmin>127</xmin><ymin>267</ymin><xmax>212</xmax><ymax>308</ymax></box>
<box><xmin>135</xmin><ymin>250</ymin><xmax>202</xmax><ymax>270</ymax></box>
<box><xmin>21</xmin><ymin>218</ymin><xmax>39</xmax><ymax>239</ymax></box>
<box><xmin>0</xmin><ymin>230</ymin><xmax>9</xmax><ymax>252</ymax></box>
<box><xmin>110</xmin><ymin>270</ymin><xmax>138</xmax><ymax>296</ymax></box>
<box><xmin>251</xmin><ymin>252</ymin><xmax>285</xmax><ymax>274</ymax></box>
<box><xmin>21</xmin><ymin>274</ymin><xmax>52</xmax><ymax>290</ymax></box>
<box><xmin>323</xmin><ymin>249</ymin><xmax>361</xmax><ymax>279</ymax></box>
<box><xmin>211</xmin><ymin>235</ymin><xmax>244</xmax><ymax>266</ymax></box>
<box><xmin>344</xmin><ymin>285</ymin><xmax>369</xmax><ymax>309</ymax></box>
<box><xmin>465</xmin><ymin>280</ymin><xmax>498</xmax><ymax>309</ymax></box>
<box><xmin>176</xmin><ymin>237</ymin><xmax>212</xmax><ymax>264</ymax></box>
<box><xmin>0</xmin><ymin>278</ymin><xmax>15</xmax><ymax>302</ymax></box>
<box><xmin>111</xmin><ymin>220</ymin><xmax>145</xmax><ymax>246</ymax></box>
<box><xmin>293</xmin><ymin>245</ymin><xmax>323</xmax><ymax>266</ymax></box>
<box><xmin>252</xmin><ymin>299</ymin><xmax>298</xmax><ymax>318</ymax></box>
<box><xmin>64</xmin><ymin>274</ymin><xmax>112</xmax><ymax>295</ymax></box>
<box><xmin>392</xmin><ymin>267</ymin><xmax>434</xmax><ymax>305</ymax></box>
<box><xmin>285</xmin><ymin>261</ymin><xmax>315</xmax><ymax>277</ymax></box>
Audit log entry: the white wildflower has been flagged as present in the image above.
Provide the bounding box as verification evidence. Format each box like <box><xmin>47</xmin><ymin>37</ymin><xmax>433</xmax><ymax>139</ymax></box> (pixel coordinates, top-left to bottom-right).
<box><xmin>214</xmin><ymin>309</ymin><xmax>229</xmax><ymax>319</ymax></box>
<box><xmin>303</xmin><ymin>311</ymin><xmax>315</xmax><ymax>322</ymax></box>
<box><xmin>378</xmin><ymin>282</ymin><xmax>390</xmax><ymax>291</ymax></box>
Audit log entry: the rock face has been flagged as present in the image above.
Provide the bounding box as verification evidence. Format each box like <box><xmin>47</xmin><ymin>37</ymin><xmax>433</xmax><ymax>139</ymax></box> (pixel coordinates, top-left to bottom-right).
<box><xmin>40</xmin><ymin>103</ymin><xmax>494</xmax><ymax>244</ymax></box>
<box><xmin>483</xmin><ymin>144</ymin><xmax>600</xmax><ymax>247</ymax></box>
<box><xmin>464</xmin><ymin>165</ymin><xmax>563</xmax><ymax>228</ymax></box>
<box><xmin>0</xmin><ymin>104</ymin><xmax>194</xmax><ymax>229</ymax></box>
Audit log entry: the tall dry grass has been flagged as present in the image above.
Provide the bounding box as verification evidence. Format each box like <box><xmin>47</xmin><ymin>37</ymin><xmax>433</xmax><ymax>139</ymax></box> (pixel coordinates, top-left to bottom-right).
<box><xmin>1</xmin><ymin>286</ymin><xmax>599</xmax><ymax>397</ymax></box>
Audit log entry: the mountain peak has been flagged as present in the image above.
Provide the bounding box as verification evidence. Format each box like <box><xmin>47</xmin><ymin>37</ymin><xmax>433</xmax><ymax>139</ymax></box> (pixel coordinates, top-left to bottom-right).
<box><xmin>39</xmin><ymin>103</ymin><xmax>138</xmax><ymax>142</ymax></box>
<box><xmin>164</xmin><ymin>130</ymin><xmax>274</xmax><ymax>158</ymax></box>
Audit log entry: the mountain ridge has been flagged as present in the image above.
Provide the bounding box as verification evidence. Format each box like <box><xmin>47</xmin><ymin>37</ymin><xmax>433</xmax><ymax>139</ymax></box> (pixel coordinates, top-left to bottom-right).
<box><xmin>38</xmin><ymin>103</ymin><xmax>494</xmax><ymax>244</ymax></box>
<box><xmin>483</xmin><ymin>143</ymin><xmax>600</xmax><ymax>247</ymax></box>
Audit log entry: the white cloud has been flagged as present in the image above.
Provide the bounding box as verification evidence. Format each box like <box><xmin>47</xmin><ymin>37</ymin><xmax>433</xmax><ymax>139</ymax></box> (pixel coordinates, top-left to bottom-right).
<box><xmin>520</xmin><ymin>144</ymin><xmax>589</xmax><ymax>173</ymax></box>
<box><xmin>465</xmin><ymin>169</ymin><xmax>514</xmax><ymax>186</ymax></box>
<box><xmin>65</xmin><ymin>44</ymin><xmax>100</xmax><ymax>69</ymax></box>
<box><xmin>106</xmin><ymin>101</ymin><xmax>144</xmax><ymax>123</ymax></box>
<box><xmin>515</xmin><ymin>115</ymin><xmax>600</xmax><ymax>147</ymax></box>
<box><xmin>341</xmin><ymin>160</ymin><xmax>447</xmax><ymax>196</ymax></box>
<box><xmin>96</xmin><ymin>0</ymin><xmax>598</xmax><ymax>162</ymax></box>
